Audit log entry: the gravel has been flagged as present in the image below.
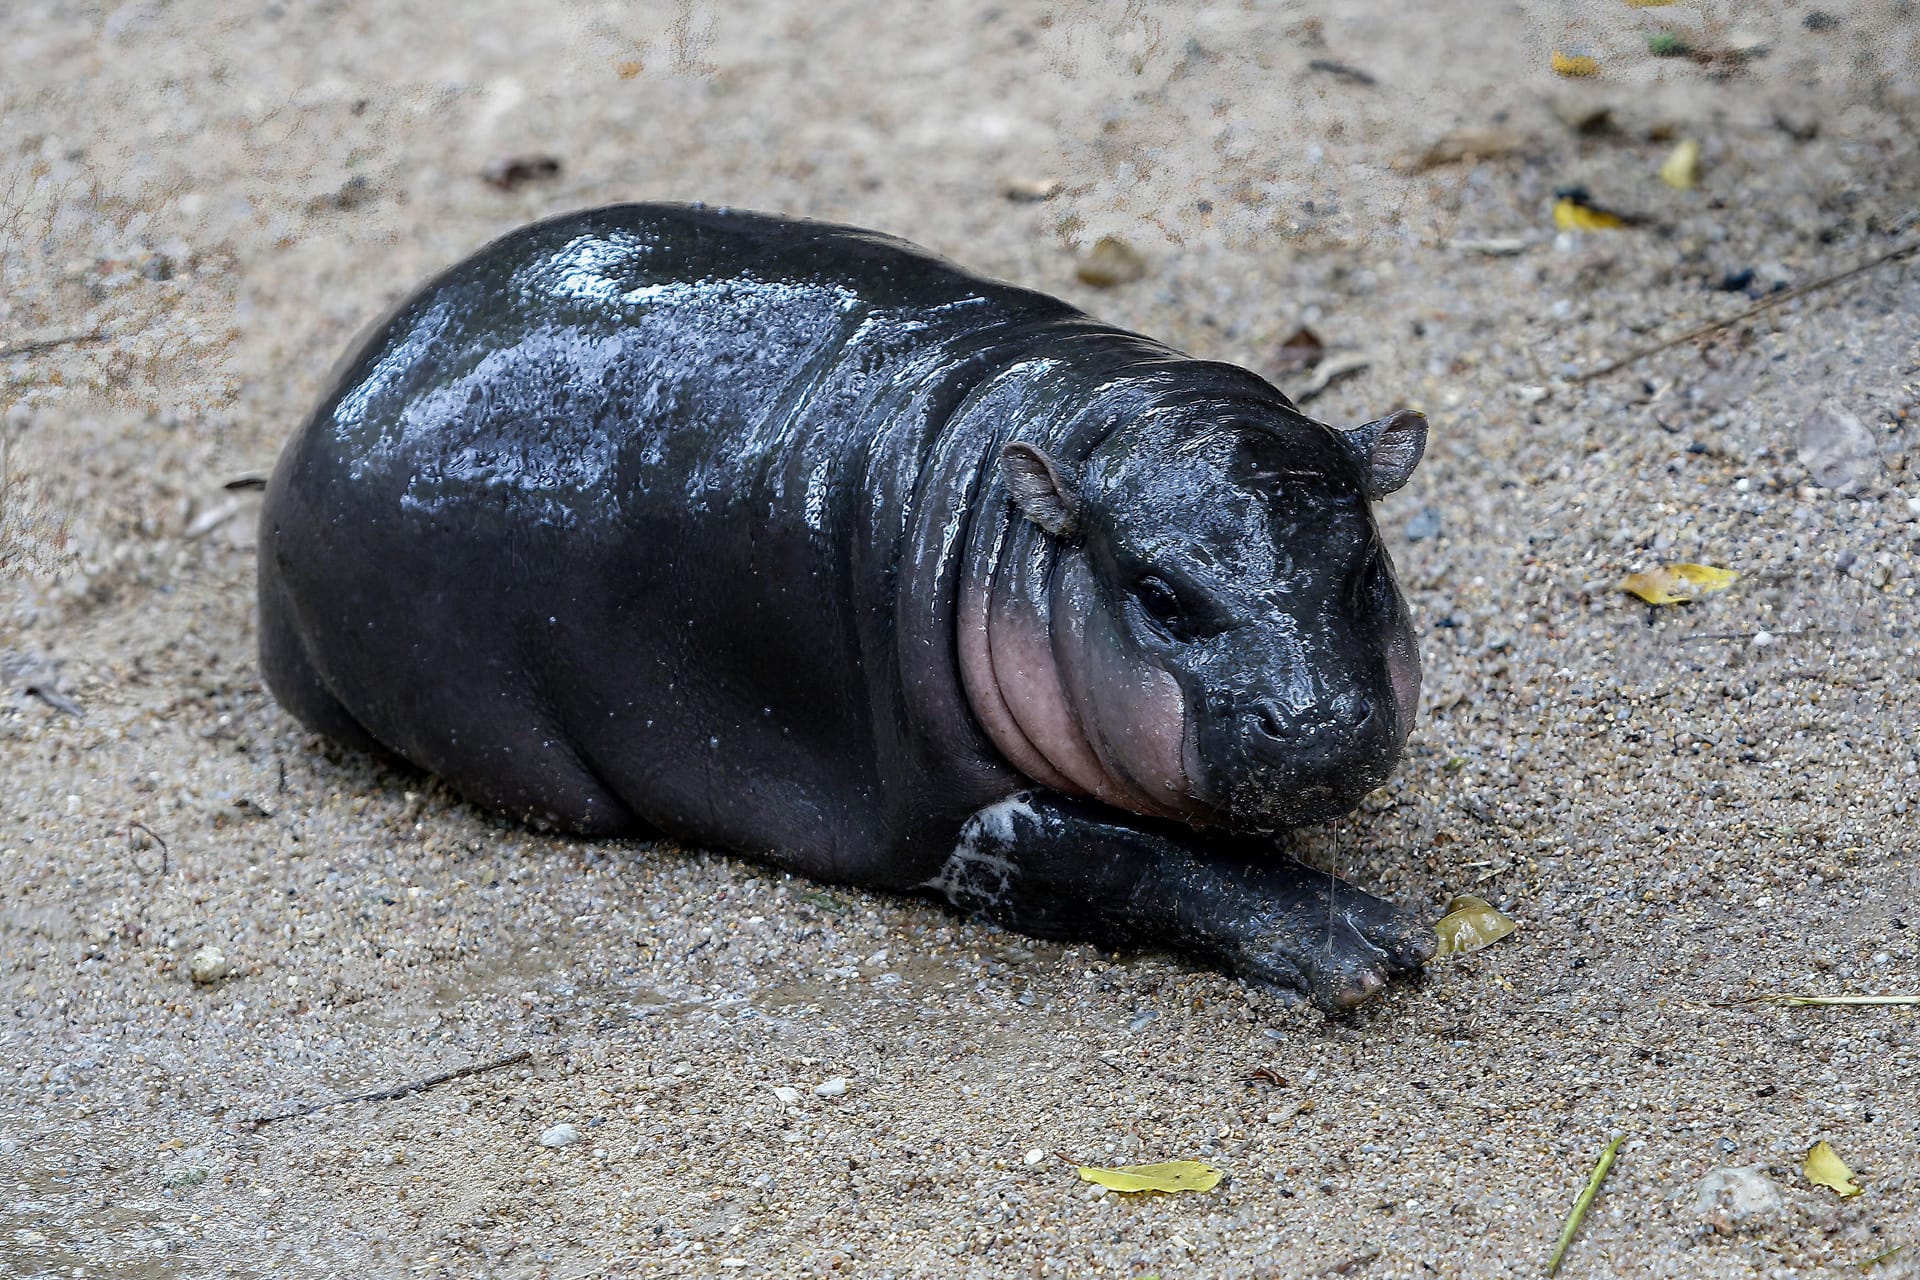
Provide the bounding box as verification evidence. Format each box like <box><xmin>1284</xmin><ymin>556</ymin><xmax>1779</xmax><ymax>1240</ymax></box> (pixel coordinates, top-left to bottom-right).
<box><xmin>2</xmin><ymin>1</ymin><xmax>1917</xmax><ymax>1277</ymax></box>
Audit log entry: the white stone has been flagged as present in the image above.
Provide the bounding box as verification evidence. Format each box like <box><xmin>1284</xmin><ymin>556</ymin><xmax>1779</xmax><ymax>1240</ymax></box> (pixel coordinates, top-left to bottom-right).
<box><xmin>187</xmin><ymin>946</ymin><xmax>230</xmax><ymax>985</ymax></box>
<box><xmin>813</xmin><ymin>1076</ymin><xmax>848</xmax><ymax>1097</ymax></box>
<box><xmin>538</xmin><ymin>1123</ymin><xmax>580</xmax><ymax>1149</ymax></box>
<box><xmin>1696</xmin><ymin>1166</ymin><xmax>1784</xmax><ymax>1225</ymax></box>
<box><xmin>1799</xmin><ymin>403</ymin><xmax>1881</xmax><ymax>494</ymax></box>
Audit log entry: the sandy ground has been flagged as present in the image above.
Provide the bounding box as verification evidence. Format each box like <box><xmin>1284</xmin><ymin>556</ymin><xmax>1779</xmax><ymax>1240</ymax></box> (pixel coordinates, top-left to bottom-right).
<box><xmin>4</xmin><ymin>1</ymin><xmax>1920</xmax><ymax>1276</ymax></box>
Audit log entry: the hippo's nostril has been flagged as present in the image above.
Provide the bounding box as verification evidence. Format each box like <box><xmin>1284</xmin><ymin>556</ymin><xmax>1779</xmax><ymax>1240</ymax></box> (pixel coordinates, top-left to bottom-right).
<box><xmin>1345</xmin><ymin>695</ymin><xmax>1373</xmax><ymax>728</ymax></box>
<box><xmin>1250</xmin><ymin>699</ymin><xmax>1287</xmax><ymax>741</ymax></box>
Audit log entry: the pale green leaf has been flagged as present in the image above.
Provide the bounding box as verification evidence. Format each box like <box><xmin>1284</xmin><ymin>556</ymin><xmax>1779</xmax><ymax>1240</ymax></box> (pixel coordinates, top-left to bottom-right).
<box><xmin>1434</xmin><ymin>895</ymin><xmax>1518</xmax><ymax>957</ymax></box>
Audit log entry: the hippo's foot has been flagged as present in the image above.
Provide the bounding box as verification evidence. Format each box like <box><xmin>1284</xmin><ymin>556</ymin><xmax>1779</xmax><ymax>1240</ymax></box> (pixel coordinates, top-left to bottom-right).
<box><xmin>926</xmin><ymin>790</ymin><xmax>1433</xmax><ymax>1014</ymax></box>
<box><xmin>1199</xmin><ymin>861</ymin><xmax>1435</xmax><ymax>1011</ymax></box>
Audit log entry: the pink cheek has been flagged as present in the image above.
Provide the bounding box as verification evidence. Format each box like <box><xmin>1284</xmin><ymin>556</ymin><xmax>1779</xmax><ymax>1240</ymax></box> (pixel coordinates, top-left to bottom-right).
<box><xmin>1387</xmin><ymin>625</ymin><xmax>1422</xmax><ymax>741</ymax></box>
<box><xmin>1080</xmin><ymin>617</ymin><xmax>1194</xmax><ymax>817</ymax></box>
<box><xmin>1130</xmin><ymin>665</ymin><xmax>1195</xmax><ymax>813</ymax></box>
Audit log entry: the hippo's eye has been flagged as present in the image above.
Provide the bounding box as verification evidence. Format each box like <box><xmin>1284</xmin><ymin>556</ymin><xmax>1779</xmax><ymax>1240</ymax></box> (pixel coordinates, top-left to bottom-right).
<box><xmin>1133</xmin><ymin>575</ymin><xmax>1185</xmax><ymax>630</ymax></box>
<box><xmin>1350</xmin><ymin>548</ymin><xmax>1388</xmax><ymax>610</ymax></box>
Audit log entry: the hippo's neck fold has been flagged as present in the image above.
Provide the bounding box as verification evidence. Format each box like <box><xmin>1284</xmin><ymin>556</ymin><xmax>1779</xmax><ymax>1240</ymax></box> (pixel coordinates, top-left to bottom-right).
<box><xmin>942</xmin><ymin>348</ymin><xmax>1205</xmax><ymax>821</ymax></box>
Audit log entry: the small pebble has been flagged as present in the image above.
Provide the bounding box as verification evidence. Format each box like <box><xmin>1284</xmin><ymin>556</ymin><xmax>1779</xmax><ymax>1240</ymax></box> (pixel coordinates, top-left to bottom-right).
<box><xmin>1659</xmin><ymin>138</ymin><xmax>1702</xmax><ymax>191</ymax></box>
<box><xmin>1024</xmin><ymin>1148</ymin><xmax>1048</xmax><ymax>1167</ymax></box>
<box><xmin>1003</xmin><ymin>177</ymin><xmax>1063</xmax><ymax>202</ymax></box>
<box><xmin>538</xmin><ymin>1123</ymin><xmax>580</xmax><ymax>1149</ymax></box>
<box><xmin>1451</xmin><ymin>236</ymin><xmax>1529</xmax><ymax>257</ymax></box>
<box><xmin>187</xmin><ymin>946</ymin><xmax>230</xmax><ymax>985</ymax></box>
<box><xmin>1404</xmin><ymin>506</ymin><xmax>1443</xmax><ymax>542</ymax></box>
<box><xmin>771</xmin><ymin>1086</ymin><xmax>803</xmax><ymax>1105</ymax></box>
<box><xmin>481</xmin><ymin>154</ymin><xmax>563</xmax><ymax>191</ymax></box>
<box><xmin>813</xmin><ymin>1076</ymin><xmax>848</xmax><ymax>1098</ymax></box>
<box><xmin>1772</xmin><ymin>105</ymin><xmax>1820</xmax><ymax>141</ymax></box>
<box><xmin>1549</xmin><ymin>96</ymin><xmax>1612</xmax><ymax>133</ymax></box>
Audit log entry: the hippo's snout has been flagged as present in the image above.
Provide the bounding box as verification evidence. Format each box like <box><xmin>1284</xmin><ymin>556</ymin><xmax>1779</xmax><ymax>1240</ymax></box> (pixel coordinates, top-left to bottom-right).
<box><xmin>1205</xmin><ymin>691</ymin><xmax>1402</xmax><ymax>830</ymax></box>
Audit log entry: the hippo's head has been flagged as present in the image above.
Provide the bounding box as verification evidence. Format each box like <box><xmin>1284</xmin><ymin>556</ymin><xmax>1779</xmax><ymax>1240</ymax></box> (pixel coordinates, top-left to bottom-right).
<box><xmin>977</xmin><ymin>401</ymin><xmax>1425</xmax><ymax>832</ymax></box>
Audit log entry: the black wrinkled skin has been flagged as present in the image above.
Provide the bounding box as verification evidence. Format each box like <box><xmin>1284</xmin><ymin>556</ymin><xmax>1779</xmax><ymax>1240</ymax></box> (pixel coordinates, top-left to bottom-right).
<box><xmin>260</xmin><ymin>204</ymin><xmax>1433</xmax><ymax>1010</ymax></box>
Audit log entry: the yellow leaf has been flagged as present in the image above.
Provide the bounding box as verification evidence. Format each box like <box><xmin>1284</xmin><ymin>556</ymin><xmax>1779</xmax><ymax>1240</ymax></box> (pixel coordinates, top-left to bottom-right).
<box><xmin>1660</xmin><ymin>139</ymin><xmax>1702</xmax><ymax>190</ymax></box>
<box><xmin>1076</xmin><ymin>1160</ymin><xmax>1224</xmax><ymax>1195</ymax></box>
<box><xmin>1434</xmin><ymin>894</ymin><xmax>1518</xmax><ymax>957</ymax></box>
<box><xmin>1553</xmin><ymin>197</ymin><xmax>1628</xmax><ymax>231</ymax></box>
<box><xmin>1552</xmin><ymin>51</ymin><xmax>1600</xmax><ymax>77</ymax></box>
<box><xmin>1805</xmin><ymin>1141</ymin><xmax>1862</xmax><ymax>1197</ymax></box>
<box><xmin>1620</xmin><ymin>563</ymin><xmax>1739</xmax><ymax>605</ymax></box>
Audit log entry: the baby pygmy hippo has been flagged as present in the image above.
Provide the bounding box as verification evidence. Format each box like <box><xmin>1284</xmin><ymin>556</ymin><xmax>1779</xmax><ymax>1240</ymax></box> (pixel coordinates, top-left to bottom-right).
<box><xmin>259</xmin><ymin>204</ymin><xmax>1433</xmax><ymax>1010</ymax></box>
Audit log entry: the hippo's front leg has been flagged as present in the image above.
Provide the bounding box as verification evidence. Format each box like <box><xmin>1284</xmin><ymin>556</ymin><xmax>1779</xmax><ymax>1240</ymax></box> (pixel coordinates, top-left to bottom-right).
<box><xmin>927</xmin><ymin>791</ymin><xmax>1434</xmax><ymax>1012</ymax></box>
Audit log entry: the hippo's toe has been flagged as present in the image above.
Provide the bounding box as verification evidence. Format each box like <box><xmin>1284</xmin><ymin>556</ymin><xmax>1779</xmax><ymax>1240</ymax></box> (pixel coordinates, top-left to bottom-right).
<box><xmin>1220</xmin><ymin>865</ymin><xmax>1431</xmax><ymax>1014</ymax></box>
<box><xmin>1345</xmin><ymin>891</ymin><xmax>1438</xmax><ymax>972</ymax></box>
<box><xmin>1236</xmin><ymin>918</ymin><xmax>1393</xmax><ymax>1013</ymax></box>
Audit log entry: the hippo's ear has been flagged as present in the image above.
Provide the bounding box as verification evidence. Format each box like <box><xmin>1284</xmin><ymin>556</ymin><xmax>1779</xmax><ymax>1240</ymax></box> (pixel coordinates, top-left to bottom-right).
<box><xmin>1344</xmin><ymin>408</ymin><xmax>1428</xmax><ymax>499</ymax></box>
<box><xmin>998</xmin><ymin>442</ymin><xmax>1082</xmax><ymax>539</ymax></box>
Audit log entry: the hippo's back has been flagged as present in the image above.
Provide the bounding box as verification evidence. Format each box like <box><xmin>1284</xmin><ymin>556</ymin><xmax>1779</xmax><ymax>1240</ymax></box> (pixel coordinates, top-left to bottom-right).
<box><xmin>287</xmin><ymin>205</ymin><xmax>1062</xmax><ymax>536</ymax></box>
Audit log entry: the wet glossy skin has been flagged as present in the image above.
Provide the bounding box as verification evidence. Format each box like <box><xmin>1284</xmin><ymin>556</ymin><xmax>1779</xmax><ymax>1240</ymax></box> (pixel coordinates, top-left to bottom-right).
<box><xmin>260</xmin><ymin>203</ymin><xmax>1434</xmax><ymax>1010</ymax></box>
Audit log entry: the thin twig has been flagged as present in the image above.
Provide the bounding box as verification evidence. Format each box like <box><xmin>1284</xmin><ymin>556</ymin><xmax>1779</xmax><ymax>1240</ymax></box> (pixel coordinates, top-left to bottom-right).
<box><xmin>1306</xmin><ymin>58</ymin><xmax>1378</xmax><ymax>87</ymax></box>
<box><xmin>1571</xmin><ymin>238</ymin><xmax>1920</xmax><ymax>383</ymax></box>
<box><xmin>1547</xmin><ymin>1134</ymin><xmax>1625</xmax><ymax>1276</ymax></box>
<box><xmin>1753</xmin><ymin>993</ymin><xmax>1920</xmax><ymax>1007</ymax></box>
<box><xmin>127</xmin><ymin>822</ymin><xmax>169</xmax><ymax>878</ymax></box>
<box><xmin>1321</xmin><ymin>1248</ymin><xmax>1382</xmax><ymax>1276</ymax></box>
<box><xmin>23</xmin><ymin>682</ymin><xmax>81</xmax><ymax>716</ymax></box>
<box><xmin>245</xmin><ymin>1049</ymin><xmax>532</xmax><ymax>1127</ymax></box>
<box><xmin>1676</xmin><ymin>628</ymin><xmax>1823</xmax><ymax>645</ymax></box>
<box><xmin>0</xmin><ymin>329</ymin><xmax>111</xmax><ymax>360</ymax></box>
<box><xmin>1291</xmin><ymin>354</ymin><xmax>1373</xmax><ymax>405</ymax></box>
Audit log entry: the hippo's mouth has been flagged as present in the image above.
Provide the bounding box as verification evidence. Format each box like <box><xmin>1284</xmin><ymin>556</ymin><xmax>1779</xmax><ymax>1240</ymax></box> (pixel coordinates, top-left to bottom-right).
<box><xmin>1192</xmin><ymin>734</ymin><xmax>1401</xmax><ymax>834</ymax></box>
